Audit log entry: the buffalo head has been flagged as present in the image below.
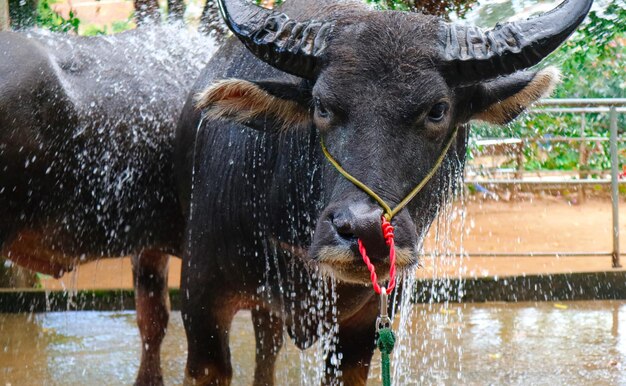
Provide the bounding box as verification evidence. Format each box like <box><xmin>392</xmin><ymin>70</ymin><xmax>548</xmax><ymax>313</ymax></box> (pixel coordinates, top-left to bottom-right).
<box><xmin>196</xmin><ymin>0</ymin><xmax>590</xmax><ymax>283</ymax></box>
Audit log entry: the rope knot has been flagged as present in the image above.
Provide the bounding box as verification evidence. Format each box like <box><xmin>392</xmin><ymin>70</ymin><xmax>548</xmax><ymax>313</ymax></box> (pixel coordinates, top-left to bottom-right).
<box><xmin>382</xmin><ymin>216</ymin><xmax>396</xmax><ymax>293</ymax></box>
<box><xmin>381</xmin><ymin>217</ymin><xmax>395</xmax><ymax>246</ymax></box>
<box><xmin>377</xmin><ymin>327</ymin><xmax>396</xmax><ymax>354</ymax></box>
<box><xmin>377</xmin><ymin>327</ymin><xmax>396</xmax><ymax>386</ymax></box>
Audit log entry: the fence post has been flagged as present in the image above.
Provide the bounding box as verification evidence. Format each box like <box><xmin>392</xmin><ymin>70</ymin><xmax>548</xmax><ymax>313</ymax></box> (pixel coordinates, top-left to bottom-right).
<box><xmin>610</xmin><ymin>106</ymin><xmax>621</xmax><ymax>268</ymax></box>
<box><xmin>578</xmin><ymin>113</ymin><xmax>587</xmax><ymax>203</ymax></box>
<box><xmin>0</xmin><ymin>0</ymin><xmax>9</xmax><ymax>31</ymax></box>
<box><xmin>515</xmin><ymin>141</ymin><xmax>525</xmax><ymax>180</ymax></box>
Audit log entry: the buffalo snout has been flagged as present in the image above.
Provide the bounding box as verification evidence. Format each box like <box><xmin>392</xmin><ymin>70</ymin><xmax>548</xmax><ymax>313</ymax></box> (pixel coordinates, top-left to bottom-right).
<box><xmin>310</xmin><ymin>199</ymin><xmax>419</xmax><ymax>283</ymax></box>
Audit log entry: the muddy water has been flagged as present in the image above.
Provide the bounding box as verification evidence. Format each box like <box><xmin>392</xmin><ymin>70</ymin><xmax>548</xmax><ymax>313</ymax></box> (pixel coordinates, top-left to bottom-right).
<box><xmin>1</xmin><ymin>300</ymin><xmax>625</xmax><ymax>385</ymax></box>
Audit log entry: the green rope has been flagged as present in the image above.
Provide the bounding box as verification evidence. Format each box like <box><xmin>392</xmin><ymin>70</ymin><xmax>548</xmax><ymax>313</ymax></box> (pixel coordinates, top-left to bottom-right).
<box><xmin>377</xmin><ymin>327</ymin><xmax>396</xmax><ymax>386</ymax></box>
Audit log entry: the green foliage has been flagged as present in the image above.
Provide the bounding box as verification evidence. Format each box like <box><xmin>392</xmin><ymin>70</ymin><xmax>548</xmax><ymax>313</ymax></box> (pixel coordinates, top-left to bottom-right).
<box><xmin>111</xmin><ymin>20</ymin><xmax>134</xmax><ymax>33</ymax></box>
<box><xmin>254</xmin><ymin>0</ymin><xmax>284</xmax><ymax>6</ymax></box>
<box><xmin>366</xmin><ymin>0</ymin><xmax>477</xmax><ymax>18</ymax></box>
<box><xmin>35</xmin><ymin>0</ymin><xmax>80</xmax><ymax>33</ymax></box>
<box><xmin>82</xmin><ymin>20</ymin><xmax>134</xmax><ymax>36</ymax></box>
<box><xmin>34</xmin><ymin>0</ymin><xmax>134</xmax><ymax>36</ymax></box>
<box><xmin>366</xmin><ymin>0</ymin><xmax>411</xmax><ymax>11</ymax></box>
<box><xmin>473</xmin><ymin>1</ymin><xmax>626</xmax><ymax>173</ymax></box>
<box><xmin>551</xmin><ymin>0</ymin><xmax>626</xmax><ymax>99</ymax></box>
<box><xmin>256</xmin><ymin>0</ymin><xmax>474</xmax><ymax>18</ymax></box>
<box><xmin>81</xmin><ymin>24</ymin><xmax>108</xmax><ymax>36</ymax></box>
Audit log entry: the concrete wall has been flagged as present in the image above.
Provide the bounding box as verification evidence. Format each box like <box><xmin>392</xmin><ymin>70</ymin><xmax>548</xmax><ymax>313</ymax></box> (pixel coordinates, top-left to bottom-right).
<box><xmin>0</xmin><ymin>0</ymin><xmax>9</xmax><ymax>31</ymax></box>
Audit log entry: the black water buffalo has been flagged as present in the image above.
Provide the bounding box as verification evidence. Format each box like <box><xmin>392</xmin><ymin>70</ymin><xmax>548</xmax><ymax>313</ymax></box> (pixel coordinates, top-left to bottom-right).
<box><xmin>175</xmin><ymin>0</ymin><xmax>591</xmax><ymax>384</ymax></box>
<box><xmin>0</xmin><ymin>26</ymin><xmax>215</xmax><ymax>384</ymax></box>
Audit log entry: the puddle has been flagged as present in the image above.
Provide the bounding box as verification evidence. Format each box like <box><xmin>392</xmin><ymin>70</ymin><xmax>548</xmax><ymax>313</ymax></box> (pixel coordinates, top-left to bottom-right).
<box><xmin>2</xmin><ymin>301</ymin><xmax>626</xmax><ymax>385</ymax></box>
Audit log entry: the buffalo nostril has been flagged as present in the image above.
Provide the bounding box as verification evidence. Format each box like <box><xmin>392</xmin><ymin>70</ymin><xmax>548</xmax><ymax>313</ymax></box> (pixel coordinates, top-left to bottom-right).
<box><xmin>332</xmin><ymin>216</ymin><xmax>356</xmax><ymax>240</ymax></box>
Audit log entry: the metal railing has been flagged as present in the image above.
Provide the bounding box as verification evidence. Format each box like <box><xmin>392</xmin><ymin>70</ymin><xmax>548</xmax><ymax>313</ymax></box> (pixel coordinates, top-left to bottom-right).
<box><xmin>462</xmin><ymin>98</ymin><xmax>626</xmax><ymax>268</ymax></box>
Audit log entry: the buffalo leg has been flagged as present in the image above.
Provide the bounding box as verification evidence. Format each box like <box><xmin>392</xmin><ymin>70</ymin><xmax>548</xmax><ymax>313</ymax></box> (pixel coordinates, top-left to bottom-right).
<box><xmin>132</xmin><ymin>251</ymin><xmax>170</xmax><ymax>386</ymax></box>
<box><xmin>199</xmin><ymin>0</ymin><xmax>227</xmax><ymax>38</ymax></box>
<box><xmin>325</xmin><ymin>297</ymin><xmax>378</xmax><ymax>386</ymax></box>
<box><xmin>183</xmin><ymin>297</ymin><xmax>237</xmax><ymax>386</ymax></box>
<box><xmin>252</xmin><ymin>308</ymin><xmax>284</xmax><ymax>386</ymax></box>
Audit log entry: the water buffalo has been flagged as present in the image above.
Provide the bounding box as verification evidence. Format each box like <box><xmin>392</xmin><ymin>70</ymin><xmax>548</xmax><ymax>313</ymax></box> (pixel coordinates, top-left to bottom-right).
<box><xmin>175</xmin><ymin>0</ymin><xmax>591</xmax><ymax>384</ymax></box>
<box><xmin>0</xmin><ymin>25</ymin><xmax>215</xmax><ymax>384</ymax></box>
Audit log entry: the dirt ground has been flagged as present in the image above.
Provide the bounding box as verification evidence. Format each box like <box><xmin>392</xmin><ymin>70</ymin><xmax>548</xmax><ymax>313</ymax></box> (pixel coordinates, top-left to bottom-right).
<box><xmin>418</xmin><ymin>196</ymin><xmax>625</xmax><ymax>279</ymax></box>
<box><xmin>38</xmin><ymin>197</ymin><xmax>626</xmax><ymax>290</ymax></box>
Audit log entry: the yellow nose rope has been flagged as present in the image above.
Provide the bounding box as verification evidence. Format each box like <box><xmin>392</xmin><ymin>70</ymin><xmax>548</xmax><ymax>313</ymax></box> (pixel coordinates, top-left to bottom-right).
<box><xmin>320</xmin><ymin>126</ymin><xmax>459</xmax><ymax>221</ymax></box>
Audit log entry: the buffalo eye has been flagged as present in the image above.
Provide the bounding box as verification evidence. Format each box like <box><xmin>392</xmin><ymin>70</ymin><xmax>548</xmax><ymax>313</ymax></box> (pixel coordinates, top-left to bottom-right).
<box><xmin>427</xmin><ymin>102</ymin><xmax>448</xmax><ymax>123</ymax></box>
<box><xmin>314</xmin><ymin>96</ymin><xmax>330</xmax><ymax>119</ymax></box>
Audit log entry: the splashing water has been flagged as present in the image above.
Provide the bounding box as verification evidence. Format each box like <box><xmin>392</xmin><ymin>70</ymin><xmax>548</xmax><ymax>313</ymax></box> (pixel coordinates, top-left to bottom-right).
<box><xmin>385</xmin><ymin>155</ymin><xmax>468</xmax><ymax>383</ymax></box>
<box><xmin>0</xmin><ymin>24</ymin><xmax>218</xmax><ymax>287</ymax></box>
<box><xmin>296</xmin><ymin>274</ymin><xmax>340</xmax><ymax>385</ymax></box>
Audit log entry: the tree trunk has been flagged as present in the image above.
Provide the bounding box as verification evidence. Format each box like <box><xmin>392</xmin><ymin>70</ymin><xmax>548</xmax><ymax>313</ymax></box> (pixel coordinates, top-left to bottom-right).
<box><xmin>134</xmin><ymin>0</ymin><xmax>160</xmax><ymax>26</ymax></box>
<box><xmin>167</xmin><ymin>0</ymin><xmax>184</xmax><ymax>23</ymax></box>
<box><xmin>199</xmin><ymin>0</ymin><xmax>228</xmax><ymax>41</ymax></box>
<box><xmin>8</xmin><ymin>0</ymin><xmax>36</xmax><ymax>29</ymax></box>
<box><xmin>0</xmin><ymin>0</ymin><xmax>9</xmax><ymax>31</ymax></box>
<box><xmin>409</xmin><ymin>0</ymin><xmax>476</xmax><ymax>18</ymax></box>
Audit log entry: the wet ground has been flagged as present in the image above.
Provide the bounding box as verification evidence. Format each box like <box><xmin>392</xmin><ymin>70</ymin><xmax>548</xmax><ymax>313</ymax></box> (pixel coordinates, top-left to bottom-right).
<box><xmin>2</xmin><ymin>300</ymin><xmax>626</xmax><ymax>385</ymax></box>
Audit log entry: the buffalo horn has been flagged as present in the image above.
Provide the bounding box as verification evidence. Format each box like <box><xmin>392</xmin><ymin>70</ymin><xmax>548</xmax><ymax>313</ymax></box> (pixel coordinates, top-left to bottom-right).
<box><xmin>441</xmin><ymin>0</ymin><xmax>593</xmax><ymax>82</ymax></box>
<box><xmin>217</xmin><ymin>0</ymin><xmax>334</xmax><ymax>79</ymax></box>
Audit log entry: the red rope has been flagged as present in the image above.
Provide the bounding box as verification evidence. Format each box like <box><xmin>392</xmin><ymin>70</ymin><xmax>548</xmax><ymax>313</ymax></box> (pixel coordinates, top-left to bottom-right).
<box><xmin>358</xmin><ymin>216</ymin><xmax>396</xmax><ymax>295</ymax></box>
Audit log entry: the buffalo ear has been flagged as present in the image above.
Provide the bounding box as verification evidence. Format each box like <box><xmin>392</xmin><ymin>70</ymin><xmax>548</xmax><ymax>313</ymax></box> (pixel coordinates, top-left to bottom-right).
<box><xmin>469</xmin><ymin>67</ymin><xmax>560</xmax><ymax>125</ymax></box>
<box><xmin>195</xmin><ymin>79</ymin><xmax>312</xmax><ymax>132</ymax></box>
